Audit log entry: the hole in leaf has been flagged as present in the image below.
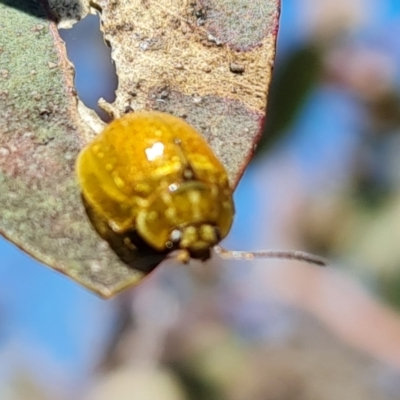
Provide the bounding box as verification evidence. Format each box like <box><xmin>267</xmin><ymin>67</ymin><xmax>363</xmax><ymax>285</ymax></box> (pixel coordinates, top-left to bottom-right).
<box><xmin>58</xmin><ymin>13</ymin><xmax>117</xmax><ymax>122</ymax></box>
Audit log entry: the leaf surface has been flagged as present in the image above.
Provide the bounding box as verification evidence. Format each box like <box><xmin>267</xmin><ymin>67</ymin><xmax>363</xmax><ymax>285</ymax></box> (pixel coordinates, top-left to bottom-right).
<box><xmin>0</xmin><ymin>0</ymin><xmax>280</xmax><ymax>297</ymax></box>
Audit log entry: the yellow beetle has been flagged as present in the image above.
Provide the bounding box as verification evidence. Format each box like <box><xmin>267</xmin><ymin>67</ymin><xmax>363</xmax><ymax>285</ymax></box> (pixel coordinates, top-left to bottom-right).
<box><xmin>77</xmin><ymin>111</ymin><xmax>234</xmax><ymax>262</ymax></box>
<box><xmin>77</xmin><ymin>111</ymin><xmax>326</xmax><ymax>269</ymax></box>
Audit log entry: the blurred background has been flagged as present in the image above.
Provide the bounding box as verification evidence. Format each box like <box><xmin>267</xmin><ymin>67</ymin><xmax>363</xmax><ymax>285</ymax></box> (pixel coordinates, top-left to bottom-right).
<box><xmin>2</xmin><ymin>0</ymin><xmax>400</xmax><ymax>399</ymax></box>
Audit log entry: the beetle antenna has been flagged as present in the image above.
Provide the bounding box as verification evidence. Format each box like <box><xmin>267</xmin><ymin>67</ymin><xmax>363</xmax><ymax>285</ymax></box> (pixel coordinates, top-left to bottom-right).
<box><xmin>214</xmin><ymin>246</ymin><xmax>327</xmax><ymax>267</ymax></box>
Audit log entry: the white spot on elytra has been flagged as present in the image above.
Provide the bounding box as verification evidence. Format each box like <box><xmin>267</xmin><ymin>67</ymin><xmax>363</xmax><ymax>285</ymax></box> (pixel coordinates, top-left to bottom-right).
<box><xmin>145</xmin><ymin>142</ymin><xmax>164</xmax><ymax>161</ymax></box>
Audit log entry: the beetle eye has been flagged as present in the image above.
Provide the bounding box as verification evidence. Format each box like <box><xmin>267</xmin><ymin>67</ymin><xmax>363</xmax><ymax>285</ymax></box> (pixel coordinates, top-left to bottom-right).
<box><xmin>165</xmin><ymin>230</ymin><xmax>182</xmax><ymax>251</ymax></box>
<box><xmin>170</xmin><ymin>229</ymin><xmax>182</xmax><ymax>243</ymax></box>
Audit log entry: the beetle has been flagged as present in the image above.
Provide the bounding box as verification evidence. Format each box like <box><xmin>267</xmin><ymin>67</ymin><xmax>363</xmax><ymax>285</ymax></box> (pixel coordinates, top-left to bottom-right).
<box><xmin>76</xmin><ymin>111</ymin><xmax>326</xmax><ymax>271</ymax></box>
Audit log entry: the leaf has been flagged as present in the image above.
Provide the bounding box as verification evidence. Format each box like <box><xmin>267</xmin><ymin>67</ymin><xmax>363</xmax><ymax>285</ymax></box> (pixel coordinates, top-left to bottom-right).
<box><xmin>0</xmin><ymin>0</ymin><xmax>280</xmax><ymax>297</ymax></box>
